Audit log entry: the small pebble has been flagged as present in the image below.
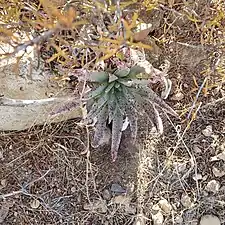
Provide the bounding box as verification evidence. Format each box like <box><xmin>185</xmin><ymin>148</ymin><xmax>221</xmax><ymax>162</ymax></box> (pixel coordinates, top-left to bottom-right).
<box><xmin>102</xmin><ymin>188</ymin><xmax>112</xmax><ymax>201</ymax></box>
<box><xmin>205</xmin><ymin>180</ymin><xmax>220</xmax><ymax>193</ymax></box>
<box><xmin>112</xmin><ymin>195</ymin><xmax>130</xmax><ymax>205</ymax></box>
<box><xmin>71</xmin><ymin>187</ymin><xmax>76</xmax><ymax>193</ymax></box>
<box><xmin>199</xmin><ymin>214</ymin><xmax>220</xmax><ymax>225</ymax></box>
<box><xmin>193</xmin><ymin>173</ymin><xmax>203</xmax><ymax>181</ymax></box>
<box><xmin>152</xmin><ymin>211</ymin><xmax>164</xmax><ymax>225</ymax></box>
<box><xmin>111</xmin><ymin>183</ymin><xmax>126</xmax><ymax>194</ymax></box>
<box><xmin>181</xmin><ymin>193</ymin><xmax>193</xmax><ymax>208</ymax></box>
<box><xmin>212</xmin><ymin>166</ymin><xmax>225</xmax><ymax>177</ymax></box>
<box><xmin>30</xmin><ymin>199</ymin><xmax>40</xmax><ymax>209</ymax></box>
<box><xmin>202</xmin><ymin>125</ymin><xmax>213</xmax><ymax>137</ymax></box>
<box><xmin>193</xmin><ymin>145</ymin><xmax>202</xmax><ymax>153</ymax></box>
<box><xmin>173</xmin><ymin>162</ymin><xmax>187</xmax><ymax>173</ymax></box>
<box><xmin>158</xmin><ymin>199</ymin><xmax>172</xmax><ymax>214</ymax></box>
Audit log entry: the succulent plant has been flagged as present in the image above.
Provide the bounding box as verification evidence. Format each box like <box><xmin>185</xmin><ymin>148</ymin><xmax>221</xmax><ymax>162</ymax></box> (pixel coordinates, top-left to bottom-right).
<box><xmin>86</xmin><ymin>66</ymin><xmax>178</xmax><ymax>161</ymax></box>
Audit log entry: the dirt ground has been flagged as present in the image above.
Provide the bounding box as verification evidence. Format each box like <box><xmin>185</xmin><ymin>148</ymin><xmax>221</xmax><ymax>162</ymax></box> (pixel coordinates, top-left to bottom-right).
<box><xmin>1</xmin><ymin>0</ymin><xmax>225</xmax><ymax>224</ymax></box>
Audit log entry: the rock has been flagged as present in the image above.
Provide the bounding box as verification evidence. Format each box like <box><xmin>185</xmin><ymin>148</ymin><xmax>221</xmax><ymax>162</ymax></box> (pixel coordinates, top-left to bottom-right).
<box><xmin>125</xmin><ymin>204</ymin><xmax>137</xmax><ymax>215</ymax></box>
<box><xmin>152</xmin><ymin>211</ymin><xmax>164</xmax><ymax>225</ymax></box>
<box><xmin>30</xmin><ymin>199</ymin><xmax>40</xmax><ymax>209</ymax></box>
<box><xmin>0</xmin><ymin>179</ymin><xmax>6</xmax><ymax>188</ymax></box>
<box><xmin>212</xmin><ymin>166</ymin><xmax>225</xmax><ymax>177</ymax></box>
<box><xmin>0</xmin><ymin>151</ymin><xmax>3</xmax><ymax>160</ymax></box>
<box><xmin>202</xmin><ymin>125</ymin><xmax>213</xmax><ymax>137</ymax></box>
<box><xmin>181</xmin><ymin>193</ymin><xmax>193</xmax><ymax>208</ymax></box>
<box><xmin>158</xmin><ymin>199</ymin><xmax>172</xmax><ymax>214</ymax></box>
<box><xmin>171</xmin><ymin>92</ymin><xmax>184</xmax><ymax>101</ymax></box>
<box><xmin>173</xmin><ymin>162</ymin><xmax>187</xmax><ymax>173</ymax></box>
<box><xmin>134</xmin><ymin>214</ymin><xmax>146</xmax><ymax>225</ymax></box>
<box><xmin>102</xmin><ymin>188</ymin><xmax>112</xmax><ymax>201</ymax></box>
<box><xmin>112</xmin><ymin>195</ymin><xmax>130</xmax><ymax>205</ymax></box>
<box><xmin>210</xmin><ymin>151</ymin><xmax>225</xmax><ymax>162</ymax></box>
<box><xmin>0</xmin><ymin>41</ymin><xmax>82</xmax><ymax>131</ymax></box>
<box><xmin>83</xmin><ymin>200</ymin><xmax>107</xmax><ymax>213</ymax></box>
<box><xmin>111</xmin><ymin>195</ymin><xmax>136</xmax><ymax>214</ymax></box>
<box><xmin>175</xmin><ymin>215</ymin><xmax>183</xmax><ymax>224</ymax></box>
<box><xmin>111</xmin><ymin>183</ymin><xmax>126</xmax><ymax>194</ymax></box>
<box><xmin>193</xmin><ymin>173</ymin><xmax>203</xmax><ymax>181</ymax></box>
<box><xmin>171</xmin><ymin>43</ymin><xmax>208</xmax><ymax>68</ymax></box>
<box><xmin>199</xmin><ymin>214</ymin><xmax>220</xmax><ymax>225</ymax></box>
<box><xmin>205</xmin><ymin>180</ymin><xmax>220</xmax><ymax>193</ymax></box>
<box><xmin>193</xmin><ymin>145</ymin><xmax>202</xmax><ymax>153</ymax></box>
<box><xmin>71</xmin><ymin>187</ymin><xmax>76</xmax><ymax>193</ymax></box>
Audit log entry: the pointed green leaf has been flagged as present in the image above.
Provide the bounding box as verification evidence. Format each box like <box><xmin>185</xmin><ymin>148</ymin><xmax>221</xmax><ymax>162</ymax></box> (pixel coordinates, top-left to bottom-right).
<box><xmin>128</xmin><ymin>66</ymin><xmax>145</xmax><ymax>78</ymax></box>
<box><xmin>108</xmin><ymin>74</ymin><xmax>118</xmax><ymax>83</ymax></box>
<box><xmin>114</xmin><ymin>68</ymin><xmax>130</xmax><ymax>77</ymax></box>
<box><xmin>88</xmin><ymin>83</ymin><xmax>108</xmax><ymax>99</ymax></box>
<box><xmin>105</xmin><ymin>82</ymin><xmax>115</xmax><ymax>93</ymax></box>
<box><xmin>117</xmin><ymin>79</ymin><xmax>132</xmax><ymax>87</ymax></box>
<box><xmin>87</xmin><ymin>92</ymin><xmax>109</xmax><ymax>119</ymax></box>
<box><xmin>108</xmin><ymin>91</ymin><xmax>117</xmax><ymax>124</ymax></box>
<box><xmin>89</xmin><ymin>71</ymin><xmax>109</xmax><ymax>82</ymax></box>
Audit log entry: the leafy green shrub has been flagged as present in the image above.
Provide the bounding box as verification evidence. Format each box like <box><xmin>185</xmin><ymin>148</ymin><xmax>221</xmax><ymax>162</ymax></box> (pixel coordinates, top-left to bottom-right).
<box><xmin>86</xmin><ymin>65</ymin><xmax>178</xmax><ymax>161</ymax></box>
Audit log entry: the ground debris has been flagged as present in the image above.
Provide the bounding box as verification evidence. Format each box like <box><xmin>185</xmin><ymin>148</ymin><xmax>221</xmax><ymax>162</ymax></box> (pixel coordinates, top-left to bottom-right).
<box><xmin>110</xmin><ymin>183</ymin><xmax>126</xmax><ymax>194</ymax></box>
<box><xmin>158</xmin><ymin>198</ymin><xmax>172</xmax><ymax>214</ymax></box>
<box><xmin>102</xmin><ymin>188</ymin><xmax>112</xmax><ymax>201</ymax></box>
<box><xmin>152</xmin><ymin>210</ymin><xmax>164</xmax><ymax>225</ymax></box>
<box><xmin>202</xmin><ymin>125</ymin><xmax>213</xmax><ymax>137</ymax></box>
<box><xmin>0</xmin><ymin>200</ymin><xmax>14</xmax><ymax>223</ymax></box>
<box><xmin>83</xmin><ymin>199</ymin><xmax>107</xmax><ymax>213</ymax></box>
<box><xmin>205</xmin><ymin>180</ymin><xmax>220</xmax><ymax>193</ymax></box>
<box><xmin>212</xmin><ymin>166</ymin><xmax>225</xmax><ymax>177</ymax></box>
<box><xmin>30</xmin><ymin>199</ymin><xmax>40</xmax><ymax>209</ymax></box>
<box><xmin>181</xmin><ymin>193</ymin><xmax>194</xmax><ymax>209</ymax></box>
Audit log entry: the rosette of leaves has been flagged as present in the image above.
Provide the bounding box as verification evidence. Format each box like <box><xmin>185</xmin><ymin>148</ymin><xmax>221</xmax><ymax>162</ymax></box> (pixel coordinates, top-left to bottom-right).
<box><xmin>86</xmin><ymin>66</ymin><xmax>178</xmax><ymax>161</ymax></box>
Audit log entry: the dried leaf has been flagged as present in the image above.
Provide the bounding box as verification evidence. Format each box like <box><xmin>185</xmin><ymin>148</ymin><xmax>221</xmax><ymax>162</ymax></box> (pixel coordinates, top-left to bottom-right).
<box><xmin>144</xmin><ymin>87</ymin><xmax>178</xmax><ymax>117</ymax></box>
<box><xmin>125</xmin><ymin>109</ymin><xmax>138</xmax><ymax>143</ymax></box>
<box><xmin>161</xmin><ymin>78</ymin><xmax>172</xmax><ymax>99</ymax></box>
<box><xmin>133</xmin><ymin>23</ymin><xmax>152</xmax><ymax>42</ymax></box>
<box><xmin>153</xmin><ymin>104</ymin><xmax>163</xmax><ymax>134</ymax></box>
